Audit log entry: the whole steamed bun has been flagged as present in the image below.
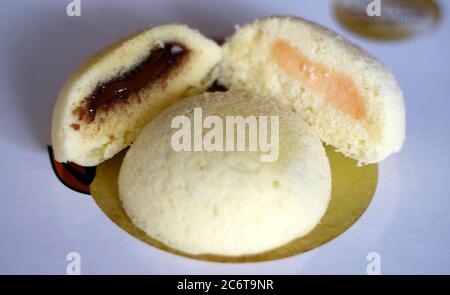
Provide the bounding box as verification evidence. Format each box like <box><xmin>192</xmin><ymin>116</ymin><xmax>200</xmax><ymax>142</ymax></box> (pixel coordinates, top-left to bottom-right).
<box><xmin>119</xmin><ymin>91</ymin><xmax>331</xmax><ymax>256</ymax></box>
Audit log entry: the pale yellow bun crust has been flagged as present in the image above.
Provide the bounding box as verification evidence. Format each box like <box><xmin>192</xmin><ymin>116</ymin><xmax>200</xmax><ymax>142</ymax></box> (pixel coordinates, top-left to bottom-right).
<box><xmin>118</xmin><ymin>91</ymin><xmax>331</xmax><ymax>256</ymax></box>
<box><xmin>52</xmin><ymin>24</ymin><xmax>222</xmax><ymax>166</ymax></box>
<box><xmin>219</xmin><ymin>16</ymin><xmax>405</xmax><ymax>164</ymax></box>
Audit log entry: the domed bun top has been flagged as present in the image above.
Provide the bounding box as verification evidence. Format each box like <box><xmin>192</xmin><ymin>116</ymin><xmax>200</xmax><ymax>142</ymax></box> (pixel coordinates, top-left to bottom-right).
<box><xmin>119</xmin><ymin>91</ymin><xmax>331</xmax><ymax>256</ymax></box>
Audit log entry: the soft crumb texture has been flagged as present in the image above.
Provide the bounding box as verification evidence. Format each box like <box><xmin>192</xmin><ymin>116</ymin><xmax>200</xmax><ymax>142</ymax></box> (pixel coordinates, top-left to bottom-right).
<box><xmin>52</xmin><ymin>24</ymin><xmax>222</xmax><ymax>166</ymax></box>
<box><xmin>119</xmin><ymin>91</ymin><xmax>331</xmax><ymax>256</ymax></box>
<box><xmin>219</xmin><ymin>16</ymin><xmax>405</xmax><ymax>165</ymax></box>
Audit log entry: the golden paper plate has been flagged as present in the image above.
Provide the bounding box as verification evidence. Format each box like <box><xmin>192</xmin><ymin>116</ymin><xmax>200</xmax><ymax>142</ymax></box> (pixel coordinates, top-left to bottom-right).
<box><xmin>90</xmin><ymin>146</ymin><xmax>377</xmax><ymax>262</ymax></box>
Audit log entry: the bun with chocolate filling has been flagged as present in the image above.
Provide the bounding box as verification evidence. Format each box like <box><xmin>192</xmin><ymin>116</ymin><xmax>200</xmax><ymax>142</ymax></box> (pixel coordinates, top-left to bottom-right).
<box><xmin>218</xmin><ymin>16</ymin><xmax>405</xmax><ymax>164</ymax></box>
<box><xmin>52</xmin><ymin>24</ymin><xmax>222</xmax><ymax>166</ymax></box>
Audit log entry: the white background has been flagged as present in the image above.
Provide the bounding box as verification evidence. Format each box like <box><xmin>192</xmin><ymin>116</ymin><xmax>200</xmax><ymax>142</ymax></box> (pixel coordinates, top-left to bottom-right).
<box><xmin>0</xmin><ymin>0</ymin><xmax>449</xmax><ymax>274</ymax></box>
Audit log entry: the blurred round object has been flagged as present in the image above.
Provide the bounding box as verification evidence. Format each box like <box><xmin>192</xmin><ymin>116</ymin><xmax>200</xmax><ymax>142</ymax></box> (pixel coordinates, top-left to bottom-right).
<box><xmin>334</xmin><ymin>0</ymin><xmax>441</xmax><ymax>41</ymax></box>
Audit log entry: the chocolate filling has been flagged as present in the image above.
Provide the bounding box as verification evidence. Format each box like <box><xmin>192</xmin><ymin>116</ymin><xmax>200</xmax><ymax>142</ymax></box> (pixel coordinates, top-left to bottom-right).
<box><xmin>207</xmin><ymin>80</ymin><xmax>228</xmax><ymax>92</ymax></box>
<box><xmin>79</xmin><ymin>42</ymin><xmax>189</xmax><ymax>122</ymax></box>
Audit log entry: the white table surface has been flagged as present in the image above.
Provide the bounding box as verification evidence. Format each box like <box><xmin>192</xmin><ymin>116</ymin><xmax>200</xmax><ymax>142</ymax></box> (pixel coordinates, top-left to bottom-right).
<box><xmin>0</xmin><ymin>0</ymin><xmax>449</xmax><ymax>274</ymax></box>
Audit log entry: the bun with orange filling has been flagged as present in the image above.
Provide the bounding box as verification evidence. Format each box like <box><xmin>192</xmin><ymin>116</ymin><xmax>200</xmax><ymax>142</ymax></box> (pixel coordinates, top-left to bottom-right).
<box><xmin>219</xmin><ymin>16</ymin><xmax>405</xmax><ymax>164</ymax></box>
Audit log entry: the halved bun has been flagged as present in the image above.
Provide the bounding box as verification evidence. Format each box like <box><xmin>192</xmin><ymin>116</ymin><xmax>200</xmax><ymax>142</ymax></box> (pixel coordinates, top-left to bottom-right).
<box><xmin>52</xmin><ymin>24</ymin><xmax>222</xmax><ymax>166</ymax></box>
<box><xmin>219</xmin><ymin>16</ymin><xmax>405</xmax><ymax>164</ymax></box>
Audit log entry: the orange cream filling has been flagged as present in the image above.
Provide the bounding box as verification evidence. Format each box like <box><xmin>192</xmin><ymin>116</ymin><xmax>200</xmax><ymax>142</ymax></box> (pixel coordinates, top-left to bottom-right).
<box><xmin>272</xmin><ymin>39</ymin><xmax>366</xmax><ymax>119</ymax></box>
